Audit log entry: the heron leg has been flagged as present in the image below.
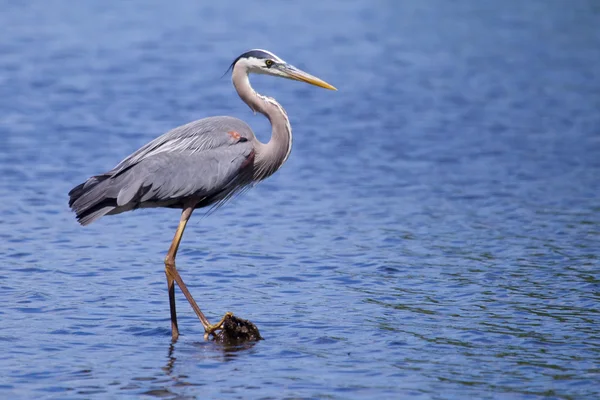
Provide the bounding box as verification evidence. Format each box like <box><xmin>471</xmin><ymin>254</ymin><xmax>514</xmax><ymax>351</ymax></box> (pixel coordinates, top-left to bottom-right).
<box><xmin>166</xmin><ymin>273</ymin><xmax>179</xmax><ymax>340</ymax></box>
<box><xmin>164</xmin><ymin>206</ymin><xmax>212</xmax><ymax>337</ymax></box>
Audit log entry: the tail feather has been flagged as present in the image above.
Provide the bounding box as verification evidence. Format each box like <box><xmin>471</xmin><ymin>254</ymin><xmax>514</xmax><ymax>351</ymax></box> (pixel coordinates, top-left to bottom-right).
<box><xmin>67</xmin><ymin>183</ymin><xmax>86</xmax><ymax>207</ymax></box>
<box><xmin>68</xmin><ymin>174</ymin><xmax>117</xmax><ymax>225</ymax></box>
<box><xmin>77</xmin><ymin>204</ymin><xmax>115</xmax><ymax>226</ymax></box>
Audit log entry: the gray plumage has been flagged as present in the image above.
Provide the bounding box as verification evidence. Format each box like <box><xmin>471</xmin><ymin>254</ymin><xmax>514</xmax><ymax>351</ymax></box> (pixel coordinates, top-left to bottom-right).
<box><xmin>69</xmin><ymin>48</ymin><xmax>336</xmax><ymax>225</ymax></box>
<box><xmin>69</xmin><ymin>117</ymin><xmax>255</xmax><ymax>225</ymax></box>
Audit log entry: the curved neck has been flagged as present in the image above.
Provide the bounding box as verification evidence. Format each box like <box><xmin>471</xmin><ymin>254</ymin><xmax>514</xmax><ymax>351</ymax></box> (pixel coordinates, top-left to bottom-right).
<box><xmin>232</xmin><ymin>65</ymin><xmax>292</xmax><ymax>180</ymax></box>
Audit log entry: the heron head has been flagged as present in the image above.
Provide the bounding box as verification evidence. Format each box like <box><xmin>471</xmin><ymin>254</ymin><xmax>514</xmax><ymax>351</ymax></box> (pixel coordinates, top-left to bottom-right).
<box><xmin>228</xmin><ymin>49</ymin><xmax>337</xmax><ymax>91</ymax></box>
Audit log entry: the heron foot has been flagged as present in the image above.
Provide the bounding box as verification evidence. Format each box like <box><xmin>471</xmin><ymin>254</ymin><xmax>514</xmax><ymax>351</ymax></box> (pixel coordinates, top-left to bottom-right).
<box><xmin>204</xmin><ymin>311</ymin><xmax>234</xmax><ymax>340</ymax></box>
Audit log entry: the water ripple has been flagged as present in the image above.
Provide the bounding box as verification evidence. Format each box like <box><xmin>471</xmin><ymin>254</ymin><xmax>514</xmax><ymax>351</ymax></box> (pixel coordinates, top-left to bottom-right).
<box><xmin>1</xmin><ymin>0</ymin><xmax>600</xmax><ymax>399</ymax></box>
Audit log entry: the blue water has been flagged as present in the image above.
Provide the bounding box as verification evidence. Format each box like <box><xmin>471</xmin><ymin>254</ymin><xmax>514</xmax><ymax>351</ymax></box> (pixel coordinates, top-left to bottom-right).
<box><xmin>1</xmin><ymin>1</ymin><xmax>599</xmax><ymax>398</ymax></box>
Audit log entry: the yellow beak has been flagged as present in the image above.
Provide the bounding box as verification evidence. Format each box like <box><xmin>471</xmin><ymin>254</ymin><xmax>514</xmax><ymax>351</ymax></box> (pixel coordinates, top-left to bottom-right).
<box><xmin>284</xmin><ymin>65</ymin><xmax>337</xmax><ymax>91</ymax></box>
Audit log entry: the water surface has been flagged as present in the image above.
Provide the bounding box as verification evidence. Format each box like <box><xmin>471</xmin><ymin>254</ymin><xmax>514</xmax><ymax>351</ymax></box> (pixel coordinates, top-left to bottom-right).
<box><xmin>1</xmin><ymin>0</ymin><xmax>599</xmax><ymax>398</ymax></box>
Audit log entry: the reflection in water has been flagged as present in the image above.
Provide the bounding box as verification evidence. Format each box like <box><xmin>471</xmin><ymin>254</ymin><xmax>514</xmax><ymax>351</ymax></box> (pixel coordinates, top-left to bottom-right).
<box><xmin>162</xmin><ymin>343</ymin><xmax>177</xmax><ymax>377</ymax></box>
<box><xmin>134</xmin><ymin>340</ymin><xmax>259</xmax><ymax>398</ymax></box>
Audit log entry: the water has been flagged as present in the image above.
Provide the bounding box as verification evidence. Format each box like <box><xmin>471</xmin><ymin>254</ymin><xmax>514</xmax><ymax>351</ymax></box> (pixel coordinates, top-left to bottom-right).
<box><xmin>1</xmin><ymin>0</ymin><xmax>599</xmax><ymax>398</ymax></box>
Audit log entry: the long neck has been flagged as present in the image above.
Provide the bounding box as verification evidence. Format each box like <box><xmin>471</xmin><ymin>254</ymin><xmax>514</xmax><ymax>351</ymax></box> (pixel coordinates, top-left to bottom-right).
<box><xmin>232</xmin><ymin>65</ymin><xmax>292</xmax><ymax>180</ymax></box>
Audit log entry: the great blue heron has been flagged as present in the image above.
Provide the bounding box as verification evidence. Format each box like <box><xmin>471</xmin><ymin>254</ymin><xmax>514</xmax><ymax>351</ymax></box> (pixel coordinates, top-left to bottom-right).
<box><xmin>68</xmin><ymin>49</ymin><xmax>336</xmax><ymax>340</ymax></box>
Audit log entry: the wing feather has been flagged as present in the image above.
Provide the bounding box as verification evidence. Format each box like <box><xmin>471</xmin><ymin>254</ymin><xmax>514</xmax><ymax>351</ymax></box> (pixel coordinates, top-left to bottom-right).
<box><xmin>69</xmin><ymin>116</ymin><xmax>257</xmax><ymax>224</ymax></box>
<box><xmin>123</xmin><ymin>144</ymin><xmax>254</xmax><ymax>205</ymax></box>
<box><xmin>111</xmin><ymin>116</ymin><xmax>255</xmax><ymax>175</ymax></box>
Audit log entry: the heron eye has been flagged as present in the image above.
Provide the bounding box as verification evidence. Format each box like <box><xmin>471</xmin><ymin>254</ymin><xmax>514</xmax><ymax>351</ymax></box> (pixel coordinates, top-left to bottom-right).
<box><xmin>265</xmin><ymin>60</ymin><xmax>274</xmax><ymax>68</ymax></box>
